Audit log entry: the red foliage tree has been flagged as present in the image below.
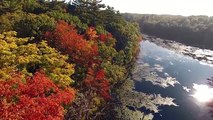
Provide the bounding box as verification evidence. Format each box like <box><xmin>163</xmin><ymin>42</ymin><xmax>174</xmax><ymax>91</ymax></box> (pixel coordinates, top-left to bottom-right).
<box><xmin>45</xmin><ymin>20</ymin><xmax>111</xmax><ymax>101</ymax></box>
<box><xmin>99</xmin><ymin>33</ymin><xmax>113</xmax><ymax>43</ymax></box>
<box><xmin>84</xmin><ymin>68</ymin><xmax>111</xmax><ymax>100</ymax></box>
<box><xmin>0</xmin><ymin>71</ymin><xmax>75</xmax><ymax>120</ymax></box>
<box><xmin>45</xmin><ymin>20</ymin><xmax>98</xmax><ymax>66</ymax></box>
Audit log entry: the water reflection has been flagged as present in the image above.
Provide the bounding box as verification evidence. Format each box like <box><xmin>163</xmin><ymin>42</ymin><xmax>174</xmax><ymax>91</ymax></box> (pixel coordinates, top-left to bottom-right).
<box><xmin>191</xmin><ymin>84</ymin><xmax>213</xmax><ymax>103</ymax></box>
<box><xmin>135</xmin><ymin>40</ymin><xmax>213</xmax><ymax>120</ymax></box>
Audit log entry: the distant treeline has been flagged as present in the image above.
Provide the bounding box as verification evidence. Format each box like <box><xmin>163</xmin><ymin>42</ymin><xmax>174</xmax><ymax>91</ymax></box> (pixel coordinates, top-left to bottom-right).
<box><xmin>123</xmin><ymin>13</ymin><xmax>213</xmax><ymax>49</ymax></box>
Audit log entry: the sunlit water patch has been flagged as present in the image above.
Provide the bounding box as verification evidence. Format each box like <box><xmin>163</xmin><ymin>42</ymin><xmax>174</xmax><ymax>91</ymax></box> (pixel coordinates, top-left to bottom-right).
<box><xmin>191</xmin><ymin>84</ymin><xmax>213</xmax><ymax>103</ymax></box>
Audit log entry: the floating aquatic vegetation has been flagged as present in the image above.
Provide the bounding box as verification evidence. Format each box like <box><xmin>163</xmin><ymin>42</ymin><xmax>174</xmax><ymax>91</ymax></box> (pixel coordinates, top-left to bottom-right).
<box><xmin>182</xmin><ymin>86</ymin><xmax>191</xmax><ymax>92</ymax></box>
<box><xmin>114</xmin><ymin>79</ymin><xmax>177</xmax><ymax>120</ymax></box>
<box><xmin>145</xmin><ymin>73</ymin><xmax>180</xmax><ymax>88</ymax></box>
<box><xmin>144</xmin><ymin>35</ymin><xmax>213</xmax><ymax>66</ymax></box>
<box><xmin>132</xmin><ymin>62</ymin><xmax>180</xmax><ymax>88</ymax></box>
<box><xmin>155</xmin><ymin>56</ymin><xmax>162</xmax><ymax>61</ymax></box>
<box><xmin>114</xmin><ymin>105</ymin><xmax>154</xmax><ymax>120</ymax></box>
<box><xmin>132</xmin><ymin>63</ymin><xmax>150</xmax><ymax>80</ymax></box>
<box><xmin>153</xmin><ymin>64</ymin><xmax>164</xmax><ymax>72</ymax></box>
<box><xmin>118</xmin><ymin>89</ymin><xmax>178</xmax><ymax>113</ymax></box>
<box><xmin>199</xmin><ymin>61</ymin><xmax>213</xmax><ymax>67</ymax></box>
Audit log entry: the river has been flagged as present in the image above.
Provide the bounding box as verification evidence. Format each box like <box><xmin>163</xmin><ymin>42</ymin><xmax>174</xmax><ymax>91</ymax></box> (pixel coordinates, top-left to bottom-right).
<box><xmin>133</xmin><ymin>35</ymin><xmax>213</xmax><ymax>120</ymax></box>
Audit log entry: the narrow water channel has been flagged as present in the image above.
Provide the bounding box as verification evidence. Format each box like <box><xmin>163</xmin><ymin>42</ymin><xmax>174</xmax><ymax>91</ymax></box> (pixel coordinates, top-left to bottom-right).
<box><xmin>134</xmin><ymin>38</ymin><xmax>213</xmax><ymax>120</ymax></box>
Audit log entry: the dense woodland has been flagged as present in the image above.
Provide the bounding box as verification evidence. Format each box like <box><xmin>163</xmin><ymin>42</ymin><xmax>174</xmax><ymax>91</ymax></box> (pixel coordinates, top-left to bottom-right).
<box><xmin>2</xmin><ymin>0</ymin><xmax>213</xmax><ymax>120</ymax></box>
<box><xmin>123</xmin><ymin>13</ymin><xmax>213</xmax><ymax>50</ymax></box>
<box><xmin>0</xmin><ymin>0</ymin><xmax>141</xmax><ymax>119</ymax></box>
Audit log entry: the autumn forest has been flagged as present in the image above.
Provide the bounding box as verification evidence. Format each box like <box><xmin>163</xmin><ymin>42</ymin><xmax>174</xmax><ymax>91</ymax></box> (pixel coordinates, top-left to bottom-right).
<box><xmin>0</xmin><ymin>0</ymin><xmax>141</xmax><ymax>119</ymax></box>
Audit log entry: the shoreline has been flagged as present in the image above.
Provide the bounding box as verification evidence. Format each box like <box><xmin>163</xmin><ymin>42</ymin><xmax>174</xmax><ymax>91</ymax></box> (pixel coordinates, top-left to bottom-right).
<box><xmin>143</xmin><ymin>34</ymin><xmax>213</xmax><ymax>66</ymax></box>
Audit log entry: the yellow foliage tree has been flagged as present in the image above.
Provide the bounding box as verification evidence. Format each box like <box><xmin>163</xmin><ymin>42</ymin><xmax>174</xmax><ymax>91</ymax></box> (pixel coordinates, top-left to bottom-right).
<box><xmin>0</xmin><ymin>31</ymin><xmax>74</xmax><ymax>86</ymax></box>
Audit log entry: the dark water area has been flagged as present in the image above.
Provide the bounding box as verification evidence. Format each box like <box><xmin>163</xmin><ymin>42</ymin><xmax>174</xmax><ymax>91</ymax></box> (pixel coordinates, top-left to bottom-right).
<box><xmin>134</xmin><ymin>40</ymin><xmax>213</xmax><ymax>120</ymax></box>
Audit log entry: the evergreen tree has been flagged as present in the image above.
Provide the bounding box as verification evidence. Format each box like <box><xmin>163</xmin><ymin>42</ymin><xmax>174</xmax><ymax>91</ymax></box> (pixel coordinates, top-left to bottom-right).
<box><xmin>70</xmin><ymin>0</ymin><xmax>105</xmax><ymax>26</ymax></box>
<box><xmin>0</xmin><ymin>0</ymin><xmax>22</xmax><ymax>15</ymax></box>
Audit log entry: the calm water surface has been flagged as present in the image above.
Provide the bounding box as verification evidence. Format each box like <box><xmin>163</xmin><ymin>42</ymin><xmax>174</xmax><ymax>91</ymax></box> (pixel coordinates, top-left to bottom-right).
<box><xmin>135</xmin><ymin>40</ymin><xmax>213</xmax><ymax>120</ymax></box>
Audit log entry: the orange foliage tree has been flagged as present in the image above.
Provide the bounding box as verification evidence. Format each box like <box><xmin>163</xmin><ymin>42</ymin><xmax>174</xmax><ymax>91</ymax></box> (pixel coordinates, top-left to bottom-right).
<box><xmin>0</xmin><ymin>71</ymin><xmax>75</xmax><ymax>120</ymax></box>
